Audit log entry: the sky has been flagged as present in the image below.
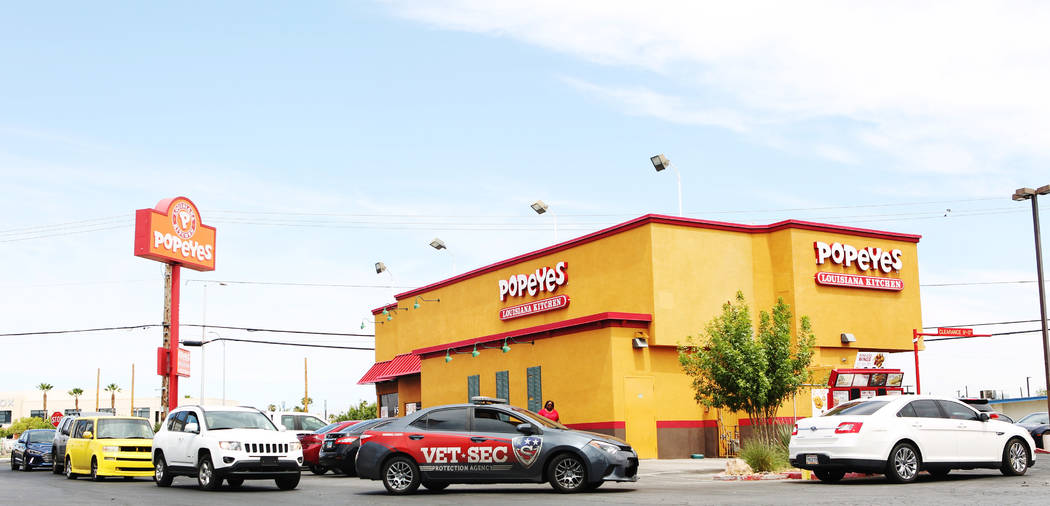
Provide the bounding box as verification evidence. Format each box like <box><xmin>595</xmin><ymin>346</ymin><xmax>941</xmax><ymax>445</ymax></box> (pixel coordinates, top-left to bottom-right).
<box><xmin>1</xmin><ymin>1</ymin><xmax>1049</xmax><ymax>415</ymax></box>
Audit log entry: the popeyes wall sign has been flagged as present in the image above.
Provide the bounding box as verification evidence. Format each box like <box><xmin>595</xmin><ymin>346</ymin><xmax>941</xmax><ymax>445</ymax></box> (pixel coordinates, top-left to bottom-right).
<box><xmin>134</xmin><ymin>197</ymin><xmax>216</xmax><ymax>271</ymax></box>
<box><xmin>813</xmin><ymin>241</ymin><xmax>903</xmax><ymax>292</ymax></box>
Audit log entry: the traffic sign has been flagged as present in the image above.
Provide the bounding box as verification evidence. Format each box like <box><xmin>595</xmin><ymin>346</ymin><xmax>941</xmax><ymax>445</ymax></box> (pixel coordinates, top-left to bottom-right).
<box><xmin>50</xmin><ymin>412</ymin><xmax>63</xmax><ymax>427</ymax></box>
<box><xmin>937</xmin><ymin>327</ymin><xmax>974</xmax><ymax>337</ymax></box>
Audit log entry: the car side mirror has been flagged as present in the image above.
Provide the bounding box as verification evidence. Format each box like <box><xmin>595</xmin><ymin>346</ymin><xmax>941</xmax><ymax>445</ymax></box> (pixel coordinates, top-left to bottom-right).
<box><xmin>516</xmin><ymin>423</ymin><xmax>536</xmax><ymax>435</ymax></box>
<box><xmin>979</xmin><ymin>413</ymin><xmax>990</xmax><ymax>422</ymax></box>
<box><xmin>185</xmin><ymin>422</ymin><xmax>199</xmax><ymax>433</ymax></box>
<box><xmin>82</xmin><ymin>431</ymin><xmax>93</xmax><ymax>439</ymax></box>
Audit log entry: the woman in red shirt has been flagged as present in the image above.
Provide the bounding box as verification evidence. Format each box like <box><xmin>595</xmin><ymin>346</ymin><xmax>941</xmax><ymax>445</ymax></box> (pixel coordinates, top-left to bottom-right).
<box><xmin>537</xmin><ymin>400</ymin><xmax>559</xmax><ymax>422</ymax></box>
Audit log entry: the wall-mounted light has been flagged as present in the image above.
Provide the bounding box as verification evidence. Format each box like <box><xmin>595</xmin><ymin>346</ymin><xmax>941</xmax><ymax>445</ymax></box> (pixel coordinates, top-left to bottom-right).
<box><xmin>360</xmin><ymin>319</ymin><xmax>384</xmax><ymax>330</ymax></box>
<box><xmin>471</xmin><ymin>344</ymin><xmax>480</xmax><ymax>358</ymax></box>
<box><xmin>444</xmin><ymin>348</ymin><xmax>471</xmax><ymax>363</ymax></box>
<box><xmin>413</xmin><ymin>296</ymin><xmax>440</xmax><ymax>309</ymax></box>
<box><xmin>632</xmin><ymin>337</ymin><xmax>649</xmax><ymax>348</ymax></box>
<box><xmin>840</xmin><ymin>333</ymin><xmax>856</xmax><ymax>344</ymax></box>
<box><xmin>501</xmin><ymin>339</ymin><xmax>511</xmax><ymax>353</ymax></box>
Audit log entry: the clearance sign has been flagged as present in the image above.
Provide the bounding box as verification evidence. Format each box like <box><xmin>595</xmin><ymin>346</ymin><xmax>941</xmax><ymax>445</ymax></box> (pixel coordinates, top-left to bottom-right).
<box><xmin>134</xmin><ymin>197</ymin><xmax>216</xmax><ymax>271</ymax></box>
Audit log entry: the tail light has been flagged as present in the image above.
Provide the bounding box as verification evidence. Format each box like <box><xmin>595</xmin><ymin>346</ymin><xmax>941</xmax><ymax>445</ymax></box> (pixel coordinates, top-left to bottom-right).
<box><xmin>989</xmin><ymin>413</ymin><xmax>1000</xmax><ymax>419</ymax></box>
<box><xmin>791</xmin><ymin>424</ymin><xmax>798</xmax><ymax>436</ymax></box>
<box><xmin>835</xmin><ymin>422</ymin><xmax>863</xmax><ymax>434</ymax></box>
<box><xmin>335</xmin><ymin>436</ymin><xmax>359</xmax><ymax>445</ymax></box>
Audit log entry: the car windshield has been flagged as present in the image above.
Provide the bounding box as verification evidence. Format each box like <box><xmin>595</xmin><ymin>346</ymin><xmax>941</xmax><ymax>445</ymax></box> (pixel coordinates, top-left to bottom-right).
<box><xmin>28</xmin><ymin>431</ymin><xmax>54</xmax><ymax>443</ymax></box>
<box><xmin>823</xmin><ymin>400</ymin><xmax>889</xmax><ymax>416</ymax></box>
<box><xmin>315</xmin><ymin>422</ymin><xmax>345</xmax><ymax>434</ymax></box>
<box><xmin>204</xmin><ymin>411</ymin><xmax>277</xmax><ymax>431</ymax></box>
<box><xmin>509</xmin><ymin>406</ymin><xmax>569</xmax><ymax>429</ymax></box>
<box><xmin>97</xmin><ymin>419</ymin><xmax>154</xmax><ymax>439</ymax></box>
<box><xmin>1019</xmin><ymin>412</ymin><xmax>1049</xmax><ymax>425</ymax></box>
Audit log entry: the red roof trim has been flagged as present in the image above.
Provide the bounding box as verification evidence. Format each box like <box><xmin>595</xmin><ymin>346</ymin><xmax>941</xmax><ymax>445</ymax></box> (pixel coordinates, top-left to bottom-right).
<box><xmin>356</xmin><ymin>360</ymin><xmax>392</xmax><ymax>385</ymax></box>
<box><xmin>412</xmin><ymin>312</ymin><xmax>651</xmax><ymax>357</ymax></box>
<box><xmin>376</xmin><ymin>353</ymin><xmax>421</xmax><ymax>381</ymax></box>
<box><xmin>371</xmin><ymin>214</ymin><xmax>921</xmax><ymax>311</ymax></box>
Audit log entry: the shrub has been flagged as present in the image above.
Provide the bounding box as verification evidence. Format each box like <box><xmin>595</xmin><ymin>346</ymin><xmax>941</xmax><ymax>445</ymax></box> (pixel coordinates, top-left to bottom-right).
<box><xmin>740</xmin><ymin>437</ymin><xmax>790</xmax><ymax>473</ymax></box>
<box><xmin>0</xmin><ymin>417</ymin><xmax>54</xmax><ymax>438</ymax></box>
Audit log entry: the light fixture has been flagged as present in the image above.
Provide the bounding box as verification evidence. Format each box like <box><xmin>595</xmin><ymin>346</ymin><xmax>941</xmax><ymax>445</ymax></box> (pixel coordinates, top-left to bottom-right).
<box><xmin>429</xmin><ymin>238</ymin><xmax>447</xmax><ymax>250</ymax></box>
<box><xmin>413</xmin><ymin>296</ymin><xmax>440</xmax><ymax>309</ymax></box>
<box><xmin>531</xmin><ymin>200</ymin><xmax>548</xmax><ymax>214</ymax></box>
<box><xmin>375</xmin><ymin>262</ymin><xmax>387</xmax><ymax>274</ymax></box>
<box><xmin>445</xmin><ymin>350</ymin><xmax>453</xmax><ymax>363</ymax></box>
<box><xmin>471</xmin><ymin>344</ymin><xmax>480</xmax><ymax>358</ymax></box>
<box><xmin>632</xmin><ymin>337</ymin><xmax>649</xmax><ymax>348</ymax></box>
<box><xmin>650</xmin><ymin>154</ymin><xmax>670</xmax><ymax>172</ymax></box>
<box><xmin>501</xmin><ymin>339</ymin><xmax>511</xmax><ymax>353</ymax></box>
<box><xmin>840</xmin><ymin>333</ymin><xmax>856</xmax><ymax>344</ymax></box>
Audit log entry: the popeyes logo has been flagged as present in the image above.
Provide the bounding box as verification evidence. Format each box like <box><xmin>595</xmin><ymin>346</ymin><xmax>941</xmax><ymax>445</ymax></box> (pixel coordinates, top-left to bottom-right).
<box><xmin>134</xmin><ymin>197</ymin><xmax>216</xmax><ymax>271</ymax></box>
<box><xmin>498</xmin><ymin>261</ymin><xmax>567</xmax><ymax>301</ymax></box>
<box><xmin>814</xmin><ymin>241</ymin><xmax>902</xmax><ymax>273</ymax></box>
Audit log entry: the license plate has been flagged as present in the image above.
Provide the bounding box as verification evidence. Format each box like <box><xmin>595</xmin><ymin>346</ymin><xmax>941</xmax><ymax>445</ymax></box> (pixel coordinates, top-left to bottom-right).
<box><xmin>805</xmin><ymin>455</ymin><xmax>819</xmax><ymax>465</ymax></box>
<box><xmin>261</xmin><ymin>456</ymin><xmax>278</xmax><ymax>466</ymax></box>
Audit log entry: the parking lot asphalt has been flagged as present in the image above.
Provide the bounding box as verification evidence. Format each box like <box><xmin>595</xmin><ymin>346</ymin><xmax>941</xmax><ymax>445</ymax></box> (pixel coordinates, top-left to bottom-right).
<box><xmin>2</xmin><ymin>459</ymin><xmax>1049</xmax><ymax>505</ymax></box>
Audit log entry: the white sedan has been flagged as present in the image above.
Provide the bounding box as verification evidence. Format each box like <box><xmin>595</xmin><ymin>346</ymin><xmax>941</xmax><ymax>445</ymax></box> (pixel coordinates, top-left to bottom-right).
<box><xmin>789</xmin><ymin>395</ymin><xmax>1036</xmax><ymax>483</ymax></box>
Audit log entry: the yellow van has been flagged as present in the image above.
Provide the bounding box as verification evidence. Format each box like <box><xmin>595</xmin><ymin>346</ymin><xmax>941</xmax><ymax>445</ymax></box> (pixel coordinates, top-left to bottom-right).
<box><xmin>64</xmin><ymin>416</ymin><xmax>155</xmax><ymax>480</ymax></box>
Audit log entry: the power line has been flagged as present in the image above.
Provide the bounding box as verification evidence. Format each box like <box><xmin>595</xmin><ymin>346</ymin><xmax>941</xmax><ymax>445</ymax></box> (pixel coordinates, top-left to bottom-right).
<box><xmin>924</xmin><ymin>329</ymin><xmax>1044</xmax><ymax>342</ymax></box>
<box><xmin>183</xmin><ymin>324</ymin><xmax>374</xmax><ymax>338</ymax></box>
<box><xmin>199</xmin><ymin>337</ymin><xmax>372</xmax><ymax>351</ymax></box>
<box><xmin>921</xmin><ymin>280</ymin><xmax>1040</xmax><ymax>287</ymax></box>
<box><xmin>0</xmin><ymin>324</ymin><xmax>375</xmax><ymax>339</ymax></box>
<box><xmin>923</xmin><ymin>319</ymin><xmax>1045</xmax><ymax>329</ymax></box>
<box><xmin>183</xmin><ymin>279</ymin><xmax>413</xmax><ymax>289</ymax></box>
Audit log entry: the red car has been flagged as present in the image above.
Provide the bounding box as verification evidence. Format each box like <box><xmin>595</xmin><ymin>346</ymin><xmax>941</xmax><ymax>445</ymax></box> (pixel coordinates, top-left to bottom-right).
<box><xmin>299</xmin><ymin>421</ymin><xmax>357</xmax><ymax>474</ymax></box>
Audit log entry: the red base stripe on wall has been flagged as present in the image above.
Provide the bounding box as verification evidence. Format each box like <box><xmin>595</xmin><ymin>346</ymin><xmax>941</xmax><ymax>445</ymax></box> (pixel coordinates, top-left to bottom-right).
<box><xmin>737</xmin><ymin>417</ymin><xmax>798</xmax><ymax>426</ymax></box>
<box><xmin>655</xmin><ymin>420</ymin><xmax>718</xmax><ymax>429</ymax></box>
<box><xmin>565</xmin><ymin>421</ymin><xmax>626</xmax><ymax>431</ymax></box>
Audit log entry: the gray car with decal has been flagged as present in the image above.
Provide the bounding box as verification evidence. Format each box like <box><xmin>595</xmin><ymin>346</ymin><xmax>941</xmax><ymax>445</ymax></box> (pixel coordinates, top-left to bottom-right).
<box><xmin>354</xmin><ymin>399</ymin><xmax>638</xmax><ymax>494</ymax></box>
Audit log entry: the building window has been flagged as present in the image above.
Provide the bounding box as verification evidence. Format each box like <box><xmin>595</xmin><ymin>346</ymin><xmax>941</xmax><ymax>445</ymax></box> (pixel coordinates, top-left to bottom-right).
<box><xmin>133</xmin><ymin>408</ymin><xmax>149</xmax><ymax>419</ymax></box>
<box><xmin>98</xmin><ymin>408</ymin><xmax>115</xmax><ymax>415</ymax></box>
<box><xmin>467</xmin><ymin>375</ymin><xmax>480</xmax><ymax>401</ymax></box>
<box><xmin>0</xmin><ymin>410</ymin><xmax>11</xmax><ymax>424</ymax></box>
<box><xmin>495</xmin><ymin>371</ymin><xmax>509</xmax><ymax>402</ymax></box>
<box><xmin>380</xmin><ymin>393</ymin><xmax>399</xmax><ymax>417</ymax></box>
<box><xmin>526</xmin><ymin>366</ymin><xmax>542</xmax><ymax>412</ymax></box>
<box><xmin>64</xmin><ymin>409</ymin><xmax>81</xmax><ymax>416</ymax></box>
<box><xmin>30</xmin><ymin>410</ymin><xmax>46</xmax><ymax>419</ymax></box>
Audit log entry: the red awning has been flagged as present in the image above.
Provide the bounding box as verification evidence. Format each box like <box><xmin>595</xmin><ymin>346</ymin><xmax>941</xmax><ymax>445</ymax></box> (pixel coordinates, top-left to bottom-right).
<box><xmin>377</xmin><ymin>353</ymin><xmax>421</xmax><ymax>381</ymax></box>
<box><xmin>356</xmin><ymin>360</ymin><xmax>392</xmax><ymax>385</ymax></box>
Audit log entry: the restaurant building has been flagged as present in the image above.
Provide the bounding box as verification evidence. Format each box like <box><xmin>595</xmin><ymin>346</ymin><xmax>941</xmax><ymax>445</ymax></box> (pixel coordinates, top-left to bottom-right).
<box><xmin>358</xmin><ymin>214</ymin><xmax>922</xmax><ymax>458</ymax></box>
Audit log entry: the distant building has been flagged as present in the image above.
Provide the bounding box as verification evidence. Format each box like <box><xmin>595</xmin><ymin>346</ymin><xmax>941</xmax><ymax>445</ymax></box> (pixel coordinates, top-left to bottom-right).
<box><xmin>988</xmin><ymin>396</ymin><xmax>1049</xmax><ymax>420</ymax></box>
<box><xmin>0</xmin><ymin>390</ymin><xmax>235</xmax><ymax>431</ymax></box>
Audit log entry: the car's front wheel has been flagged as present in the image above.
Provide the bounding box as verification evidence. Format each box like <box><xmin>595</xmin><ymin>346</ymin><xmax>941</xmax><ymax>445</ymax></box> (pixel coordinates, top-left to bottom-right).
<box><xmin>549</xmin><ymin>453</ymin><xmax>589</xmax><ymax>493</ymax></box>
<box><xmin>1000</xmin><ymin>438</ymin><xmax>1029</xmax><ymax>476</ymax></box>
<box><xmin>275</xmin><ymin>474</ymin><xmax>301</xmax><ymax>490</ymax></box>
<box><xmin>814</xmin><ymin>470</ymin><xmax>845</xmax><ymax>482</ymax></box>
<box><xmin>64</xmin><ymin>456</ymin><xmax>76</xmax><ymax>480</ymax></box>
<box><xmin>885</xmin><ymin>442</ymin><xmax>920</xmax><ymax>483</ymax></box>
<box><xmin>154</xmin><ymin>454</ymin><xmax>173</xmax><ymax>487</ymax></box>
<box><xmin>20</xmin><ymin>457</ymin><xmax>31</xmax><ymax>472</ymax></box>
<box><xmin>197</xmin><ymin>455</ymin><xmax>222</xmax><ymax>491</ymax></box>
<box><xmin>382</xmin><ymin>456</ymin><xmax>421</xmax><ymax>495</ymax></box>
<box><xmin>90</xmin><ymin>458</ymin><xmax>104</xmax><ymax>481</ymax></box>
<box><xmin>52</xmin><ymin>452</ymin><xmax>62</xmax><ymax>474</ymax></box>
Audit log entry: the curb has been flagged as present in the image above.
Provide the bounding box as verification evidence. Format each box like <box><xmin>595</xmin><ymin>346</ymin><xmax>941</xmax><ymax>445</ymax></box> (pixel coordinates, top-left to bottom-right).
<box><xmin>714</xmin><ymin>471</ymin><xmax>870</xmax><ymax>481</ymax></box>
<box><xmin>1036</xmin><ymin>448</ymin><xmax>1049</xmax><ymax>455</ymax></box>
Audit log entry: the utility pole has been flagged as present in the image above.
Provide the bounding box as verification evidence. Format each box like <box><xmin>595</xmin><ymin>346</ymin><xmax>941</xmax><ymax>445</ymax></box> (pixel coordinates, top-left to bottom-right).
<box><xmin>95</xmin><ymin>368</ymin><xmax>100</xmax><ymax>411</ymax></box>
<box><xmin>130</xmin><ymin>363</ymin><xmax>135</xmax><ymax>417</ymax></box>
<box><xmin>304</xmin><ymin>357</ymin><xmax>309</xmax><ymax>412</ymax></box>
<box><xmin>1027</xmin><ymin>376</ymin><xmax>1032</xmax><ymax>397</ymax></box>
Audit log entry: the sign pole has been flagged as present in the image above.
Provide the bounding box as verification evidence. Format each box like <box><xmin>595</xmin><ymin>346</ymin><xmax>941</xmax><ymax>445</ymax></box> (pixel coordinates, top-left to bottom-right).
<box><xmin>912</xmin><ymin>328</ymin><xmax>921</xmax><ymax>395</ymax></box>
<box><xmin>166</xmin><ymin>264</ymin><xmax>182</xmax><ymax>413</ymax></box>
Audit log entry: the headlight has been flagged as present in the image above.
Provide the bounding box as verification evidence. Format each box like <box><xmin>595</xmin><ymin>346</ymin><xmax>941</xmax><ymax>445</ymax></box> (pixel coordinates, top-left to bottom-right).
<box><xmin>587</xmin><ymin>440</ymin><xmax>620</xmax><ymax>454</ymax></box>
<box><xmin>102</xmin><ymin>446</ymin><xmax>120</xmax><ymax>453</ymax></box>
<box><xmin>218</xmin><ymin>441</ymin><xmax>242</xmax><ymax>451</ymax></box>
<box><xmin>289</xmin><ymin>441</ymin><xmax>302</xmax><ymax>451</ymax></box>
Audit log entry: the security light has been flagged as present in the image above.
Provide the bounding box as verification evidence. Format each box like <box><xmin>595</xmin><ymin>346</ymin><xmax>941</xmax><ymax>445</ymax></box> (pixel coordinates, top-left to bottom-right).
<box><xmin>841</xmin><ymin>333</ymin><xmax>856</xmax><ymax>344</ymax></box>
<box><xmin>650</xmin><ymin>154</ymin><xmax>670</xmax><ymax>172</ymax></box>
<box><xmin>1039</xmin><ymin>185</ymin><xmax>1050</xmax><ymax>195</ymax></box>
<box><xmin>531</xmin><ymin>200</ymin><xmax>548</xmax><ymax>214</ymax></box>
<box><xmin>375</xmin><ymin>262</ymin><xmax>387</xmax><ymax>274</ymax></box>
<box><xmin>429</xmin><ymin>238</ymin><xmax>447</xmax><ymax>250</ymax></box>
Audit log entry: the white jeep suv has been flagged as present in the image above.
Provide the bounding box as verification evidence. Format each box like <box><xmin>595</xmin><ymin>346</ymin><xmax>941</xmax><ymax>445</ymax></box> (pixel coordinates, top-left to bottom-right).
<box><xmin>152</xmin><ymin>405</ymin><xmax>303</xmax><ymax>490</ymax></box>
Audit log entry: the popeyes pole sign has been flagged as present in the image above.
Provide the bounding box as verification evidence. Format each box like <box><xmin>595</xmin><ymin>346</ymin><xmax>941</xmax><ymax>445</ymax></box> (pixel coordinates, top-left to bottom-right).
<box><xmin>134</xmin><ymin>197</ymin><xmax>216</xmax><ymax>270</ymax></box>
<box><xmin>498</xmin><ymin>261</ymin><xmax>569</xmax><ymax>320</ymax></box>
<box><xmin>813</xmin><ymin>241</ymin><xmax>904</xmax><ymax>292</ymax></box>
<box><xmin>134</xmin><ymin>196</ymin><xmax>216</xmax><ymax>415</ymax></box>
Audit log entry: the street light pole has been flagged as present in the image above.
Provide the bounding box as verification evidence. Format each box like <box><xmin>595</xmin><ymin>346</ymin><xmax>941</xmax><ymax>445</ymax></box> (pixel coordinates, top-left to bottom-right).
<box><xmin>1013</xmin><ymin>185</ymin><xmax>1050</xmax><ymax>417</ymax></box>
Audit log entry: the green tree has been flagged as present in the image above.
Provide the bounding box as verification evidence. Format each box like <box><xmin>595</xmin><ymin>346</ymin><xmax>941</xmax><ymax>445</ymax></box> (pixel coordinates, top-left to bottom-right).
<box><xmin>68</xmin><ymin>387</ymin><xmax>84</xmax><ymax>412</ymax></box>
<box><xmin>330</xmin><ymin>400</ymin><xmax>378</xmax><ymax>422</ymax></box>
<box><xmin>267</xmin><ymin>404</ymin><xmax>278</xmax><ymax>412</ymax></box>
<box><xmin>0</xmin><ymin>417</ymin><xmax>54</xmax><ymax>438</ymax></box>
<box><xmin>37</xmin><ymin>383</ymin><xmax>54</xmax><ymax>413</ymax></box>
<box><xmin>678</xmin><ymin>292</ymin><xmax>815</xmax><ymax>442</ymax></box>
<box><xmin>105</xmin><ymin>383</ymin><xmax>121</xmax><ymax>411</ymax></box>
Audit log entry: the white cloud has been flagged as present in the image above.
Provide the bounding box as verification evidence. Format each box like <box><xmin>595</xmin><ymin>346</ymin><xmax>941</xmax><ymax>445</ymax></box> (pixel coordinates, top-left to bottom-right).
<box><xmin>386</xmin><ymin>0</ymin><xmax>1050</xmax><ymax>176</ymax></box>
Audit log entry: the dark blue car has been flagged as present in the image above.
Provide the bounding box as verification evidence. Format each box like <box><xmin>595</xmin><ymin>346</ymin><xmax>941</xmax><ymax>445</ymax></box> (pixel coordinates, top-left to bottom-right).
<box><xmin>10</xmin><ymin>429</ymin><xmax>56</xmax><ymax>471</ymax></box>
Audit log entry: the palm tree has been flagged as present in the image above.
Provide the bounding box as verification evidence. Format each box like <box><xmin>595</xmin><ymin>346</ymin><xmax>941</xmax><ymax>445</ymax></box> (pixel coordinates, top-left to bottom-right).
<box><xmin>68</xmin><ymin>388</ymin><xmax>84</xmax><ymax>412</ymax></box>
<box><xmin>104</xmin><ymin>383</ymin><xmax>121</xmax><ymax>411</ymax></box>
<box><xmin>37</xmin><ymin>383</ymin><xmax>53</xmax><ymax>413</ymax></box>
<box><xmin>301</xmin><ymin>397</ymin><xmax>313</xmax><ymax>412</ymax></box>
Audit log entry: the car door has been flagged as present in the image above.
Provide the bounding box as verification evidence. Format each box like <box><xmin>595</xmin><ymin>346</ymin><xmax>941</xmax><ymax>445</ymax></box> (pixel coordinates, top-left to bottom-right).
<box><xmin>14</xmin><ymin>433</ymin><xmax>26</xmax><ymax>464</ymax></box>
<box><xmin>408</xmin><ymin>407</ymin><xmax>474</xmax><ymax>481</ymax></box>
<box><xmin>899</xmin><ymin>400</ymin><xmax>956</xmax><ymax>462</ymax></box>
<box><xmin>166</xmin><ymin>411</ymin><xmax>188</xmax><ymax>466</ymax></box>
<box><xmin>69</xmin><ymin>419</ymin><xmax>94</xmax><ymax>470</ymax></box>
<box><xmin>179</xmin><ymin>410</ymin><xmax>202</xmax><ymax>464</ymax></box>
<box><xmin>469</xmin><ymin>407</ymin><xmax>537</xmax><ymax>480</ymax></box>
<box><xmin>937</xmin><ymin>400</ymin><xmax>998</xmax><ymax>462</ymax></box>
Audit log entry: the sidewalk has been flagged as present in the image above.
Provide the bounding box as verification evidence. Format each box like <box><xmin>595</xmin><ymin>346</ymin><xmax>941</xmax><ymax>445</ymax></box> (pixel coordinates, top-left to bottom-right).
<box><xmin>637</xmin><ymin>458</ymin><xmax>727</xmax><ymax>477</ymax></box>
